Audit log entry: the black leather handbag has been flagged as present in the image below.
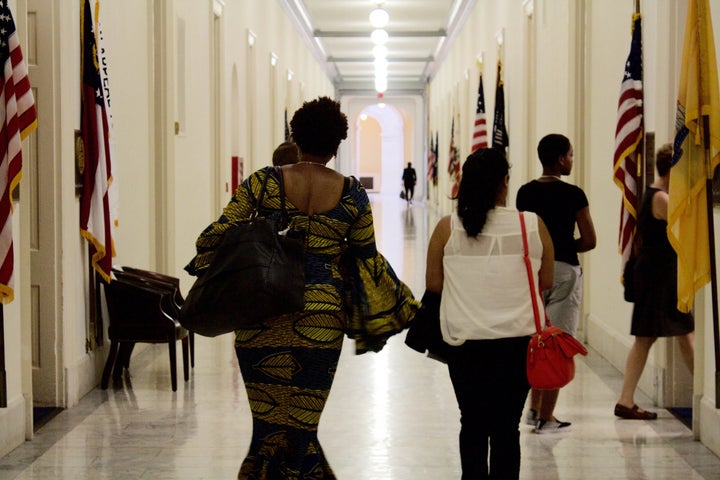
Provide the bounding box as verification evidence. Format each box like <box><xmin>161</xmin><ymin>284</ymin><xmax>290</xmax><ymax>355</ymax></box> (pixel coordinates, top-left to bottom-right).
<box><xmin>179</xmin><ymin>168</ymin><xmax>305</xmax><ymax>337</ymax></box>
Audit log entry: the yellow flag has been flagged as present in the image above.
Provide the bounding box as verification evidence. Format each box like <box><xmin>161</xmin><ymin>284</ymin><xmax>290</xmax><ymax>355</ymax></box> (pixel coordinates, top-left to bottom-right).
<box><xmin>667</xmin><ymin>0</ymin><xmax>720</xmax><ymax>312</ymax></box>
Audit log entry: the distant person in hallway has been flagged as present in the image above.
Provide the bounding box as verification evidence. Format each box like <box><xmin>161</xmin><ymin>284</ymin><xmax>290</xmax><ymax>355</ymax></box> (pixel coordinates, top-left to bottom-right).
<box><xmin>402</xmin><ymin>161</ymin><xmax>417</xmax><ymax>203</ymax></box>
<box><xmin>615</xmin><ymin>143</ymin><xmax>694</xmax><ymax>420</ymax></box>
<box><xmin>185</xmin><ymin>96</ymin><xmax>419</xmax><ymax>479</ymax></box>
<box><xmin>272</xmin><ymin>140</ymin><xmax>300</xmax><ymax>166</ymax></box>
<box><xmin>516</xmin><ymin>133</ymin><xmax>596</xmax><ymax>434</ymax></box>
<box><xmin>425</xmin><ymin>148</ymin><xmax>554</xmax><ymax>479</ymax></box>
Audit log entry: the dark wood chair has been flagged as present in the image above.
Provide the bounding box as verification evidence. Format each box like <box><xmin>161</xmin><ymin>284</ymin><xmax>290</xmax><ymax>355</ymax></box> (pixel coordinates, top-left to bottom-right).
<box><xmin>101</xmin><ymin>277</ymin><xmax>190</xmax><ymax>391</ymax></box>
<box><xmin>116</xmin><ymin>266</ymin><xmax>195</xmax><ymax>367</ymax></box>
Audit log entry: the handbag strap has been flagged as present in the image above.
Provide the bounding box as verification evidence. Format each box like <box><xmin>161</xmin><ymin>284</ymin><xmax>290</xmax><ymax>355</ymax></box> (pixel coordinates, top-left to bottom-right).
<box><xmin>519</xmin><ymin>212</ymin><xmax>546</xmax><ymax>334</ymax></box>
<box><xmin>274</xmin><ymin>166</ymin><xmax>290</xmax><ymax>228</ymax></box>
<box><xmin>250</xmin><ymin>167</ymin><xmax>290</xmax><ymax>226</ymax></box>
<box><xmin>249</xmin><ymin>169</ymin><xmax>272</xmax><ymax>221</ymax></box>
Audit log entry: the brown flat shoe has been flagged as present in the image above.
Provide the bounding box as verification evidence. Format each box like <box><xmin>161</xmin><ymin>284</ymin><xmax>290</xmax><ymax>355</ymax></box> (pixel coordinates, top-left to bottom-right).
<box><xmin>614</xmin><ymin>403</ymin><xmax>658</xmax><ymax>420</ymax></box>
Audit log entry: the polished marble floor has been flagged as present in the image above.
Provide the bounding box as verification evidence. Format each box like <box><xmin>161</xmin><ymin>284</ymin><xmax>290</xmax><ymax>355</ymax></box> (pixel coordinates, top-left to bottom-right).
<box><xmin>2</xmin><ymin>195</ymin><xmax>720</xmax><ymax>479</ymax></box>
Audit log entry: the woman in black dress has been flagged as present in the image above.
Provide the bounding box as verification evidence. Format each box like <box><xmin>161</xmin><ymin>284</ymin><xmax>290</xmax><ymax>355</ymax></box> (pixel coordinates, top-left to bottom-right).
<box><xmin>615</xmin><ymin>143</ymin><xmax>695</xmax><ymax>420</ymax></box>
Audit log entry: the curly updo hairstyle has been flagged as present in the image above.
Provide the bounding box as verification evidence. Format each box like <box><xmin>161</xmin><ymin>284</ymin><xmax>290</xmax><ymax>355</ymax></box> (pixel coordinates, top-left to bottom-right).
<box><xmin>290</xmin><ymin>96</ymin><xmax>348</xmax><ymax>157</ymax></box>
<box><xmin>457</xmin><ymin>148</ymin><xmax>510</xmax><ymax>237</ymax></box>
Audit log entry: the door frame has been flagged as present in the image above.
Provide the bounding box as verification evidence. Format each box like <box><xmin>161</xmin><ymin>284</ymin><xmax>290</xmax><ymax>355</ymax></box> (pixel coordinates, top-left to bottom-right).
<box><xmin>25</xmin><ymin>0</ymin><xmax>63</xmax><ymax>416</ymax></box>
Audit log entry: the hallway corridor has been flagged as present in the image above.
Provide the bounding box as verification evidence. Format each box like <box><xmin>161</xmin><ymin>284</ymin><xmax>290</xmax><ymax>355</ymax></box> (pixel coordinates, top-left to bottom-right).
<box><xmin>1</xmin><ymin>195</ymin><xmax>719</xmax><ymax>479</ymax></box>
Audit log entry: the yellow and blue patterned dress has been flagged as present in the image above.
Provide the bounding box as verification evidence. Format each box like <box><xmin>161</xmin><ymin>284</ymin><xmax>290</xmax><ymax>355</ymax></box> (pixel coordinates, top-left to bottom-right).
<box><xmin>185</xmin><ymin>167</ymin><xmax>419</xmax><ymax>479</ymax></box>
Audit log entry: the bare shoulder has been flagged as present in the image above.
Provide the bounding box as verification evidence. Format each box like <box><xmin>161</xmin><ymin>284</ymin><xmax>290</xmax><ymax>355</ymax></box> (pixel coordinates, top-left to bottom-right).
<box><xmin>653</xmin><ymin>189</ymin><xmax>669</xmax><ymax>203</ymax></box>
<box><xmin>437</xmin><ymin>214</ymin><xmax>451</xmax><ymax>230</ymax></box>
<box><xmin>432</xmin><ymin>215</ymin><xmax>452</xmax><ymax>241</ymax></box>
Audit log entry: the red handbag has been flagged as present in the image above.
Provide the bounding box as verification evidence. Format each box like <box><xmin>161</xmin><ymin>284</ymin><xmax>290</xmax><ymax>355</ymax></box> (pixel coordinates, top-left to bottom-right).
<box><xmin>519</xmin><ymin>212</ymin><xmax>588</xmax><ymax>390</ymax></box>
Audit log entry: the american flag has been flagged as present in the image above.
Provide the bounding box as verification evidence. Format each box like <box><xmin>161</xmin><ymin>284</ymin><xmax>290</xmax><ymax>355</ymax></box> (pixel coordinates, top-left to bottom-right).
<box><xmin>613</xmin><ymin>13</ymin><xmax>643</xmax><ymax>270</ymax></box>
<box><xmin>0</xmin><ymin>3</ymin><xmax>37</xmax><ymax>303</ymax></box>
<box><xmin>491</xmin><ymin>60</ymin><xmax>509</xmax><ymax>150</ymax></box>
<box><xmin>471</xmin><ymin>72</ymin><xmax>488</xmax><ymax>152</ymax></box>
<box><xmin>427</xmin><ymin>134</ymin><xmax>435</xmax><ymax>182</ymax></box>
<box><xmin>80</xmin><ymin>0</ymin><xmax>116</xmax><ymax>283</ymax></box>
<box><xmin>448</xmin><ymin>118</ymin><xmax>461</xmax><ymax>197</ymax></box>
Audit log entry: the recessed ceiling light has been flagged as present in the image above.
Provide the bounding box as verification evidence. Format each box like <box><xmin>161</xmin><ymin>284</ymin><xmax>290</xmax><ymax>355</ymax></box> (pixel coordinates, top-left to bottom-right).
<box><xmin>369</xmin><ymin>8</ymin><xmax>389</xmax><ymax>28</ymax></box>
<box><xmin>375</xmin><ymin>77</ymin><xmax>387</xmax><ymax>93</ymax></box>
<box><xmin>371</xmin><ymin>29</ymin><xmax>388</xmax><ymax>45</ymax></box>
<box><xmin>372</xmin><ymin>45</ymin><xmax>388</xmax><ymax>59</ymax></box>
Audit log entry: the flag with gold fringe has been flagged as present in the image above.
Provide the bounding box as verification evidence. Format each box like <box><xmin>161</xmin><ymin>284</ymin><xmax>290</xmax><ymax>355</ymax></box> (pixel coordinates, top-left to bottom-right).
<box><xmin>667</xmin><ymin>0</ymin><xmax>720</xmax><ymax>313</ymax></box>
<box><xmin>613</xmin><ymin>12</ymin><xmax>644</xmax><ymax>271</ymax></box>
<box><xmin>0</xmin><ymin>2</ymin><xmax>37</xmax><ymax>303</ymax></box>
<box><xmin>80</xmin><ymin>0</ymin><xmax>117</xmax><ymax>283</ymax></box>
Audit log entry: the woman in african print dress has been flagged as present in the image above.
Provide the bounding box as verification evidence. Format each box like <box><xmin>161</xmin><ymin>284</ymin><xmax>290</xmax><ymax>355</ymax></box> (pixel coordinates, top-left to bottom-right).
<box><xmin>185</xmin><ymin>97</ymin><xmax>420</xmax><ymax>479</ymax></box>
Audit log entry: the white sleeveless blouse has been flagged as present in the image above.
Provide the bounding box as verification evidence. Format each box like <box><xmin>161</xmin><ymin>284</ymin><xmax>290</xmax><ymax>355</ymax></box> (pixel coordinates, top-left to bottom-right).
<box><xmin>440</xmin><ymin>207</ymin><xmax>544</xmax><ymax>345</ymax></box>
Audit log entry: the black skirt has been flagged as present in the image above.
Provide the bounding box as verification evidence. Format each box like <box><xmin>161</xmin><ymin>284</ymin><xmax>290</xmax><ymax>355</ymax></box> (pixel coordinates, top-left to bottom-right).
<box><xmin>630</xmin><ymin>253</ymin><xmax>694</xmax><ymax>337</ymax></box>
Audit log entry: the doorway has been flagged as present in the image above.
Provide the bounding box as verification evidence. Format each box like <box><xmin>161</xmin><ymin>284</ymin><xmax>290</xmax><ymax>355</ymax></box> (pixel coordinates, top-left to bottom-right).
<box><xmin>27</xmin><ymin>0</ymin><xmax>63</xmax><ymax>411</ymax></box>
<box><xmin>356</xmin><ymin>102</ymin><xmax>405</xmax><ymax>196</ymax></box>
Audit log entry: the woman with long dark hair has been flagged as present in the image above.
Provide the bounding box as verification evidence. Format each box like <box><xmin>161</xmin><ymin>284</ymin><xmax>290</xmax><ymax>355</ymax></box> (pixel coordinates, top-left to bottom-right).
<box><xmin>425</xmin><ymin>148</ymin><xmax>554</xmax><ymax>479</ymax></box>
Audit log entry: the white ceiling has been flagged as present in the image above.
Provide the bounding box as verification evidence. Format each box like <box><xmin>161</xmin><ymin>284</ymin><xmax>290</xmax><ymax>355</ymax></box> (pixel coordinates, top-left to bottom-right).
<box><xmin>279</xmin><ymin>0</ymin><xmax>476</xmax><ymax>96</ymax></box>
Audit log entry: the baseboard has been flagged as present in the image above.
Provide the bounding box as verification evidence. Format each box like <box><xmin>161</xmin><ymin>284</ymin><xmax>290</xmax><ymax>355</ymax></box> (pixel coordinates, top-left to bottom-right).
<box><xmin>699</xmin><ymin>395</ymin><xmax>720</xmax><ymax>457</ymax></box>
<box><xmin>0</xmin><ymin>395</ymin><xmax>26</xmax><ymax>458</ymax></box>
<box><xmin>65</xmin><ymin>343</ymin><xmax>154</xmax><ymax>406</ymax></box>
<box><xmin>64</xmin><ymin>348</ymin><xmax>100</xmax><ymax>407</ymax></box>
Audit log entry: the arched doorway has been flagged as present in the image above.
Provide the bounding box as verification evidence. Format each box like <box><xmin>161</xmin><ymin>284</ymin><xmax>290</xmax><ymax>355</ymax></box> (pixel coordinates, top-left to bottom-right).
<box><xmin>356</xmin><ymin>102</ymin><xmax>405</xmax><ymax>196</ymax></box>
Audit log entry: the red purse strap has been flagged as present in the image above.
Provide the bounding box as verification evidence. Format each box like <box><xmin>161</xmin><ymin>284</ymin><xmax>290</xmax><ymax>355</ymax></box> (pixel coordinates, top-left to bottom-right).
<box><xmin>519</xmin><ymin>212</ymin><xmax>545</xmax><ymax>335</ymax></box>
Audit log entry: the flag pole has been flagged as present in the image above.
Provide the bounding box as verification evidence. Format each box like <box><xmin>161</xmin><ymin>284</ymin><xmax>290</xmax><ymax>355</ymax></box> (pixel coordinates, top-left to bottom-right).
<box><xmin>87</xmin><ymin>250</ymin><xmax>97</xmax><ymax>351</ymax></box>
<box><xmin>637</xmin><ymin>2</ymin><xmax>645</xmax><ymax>214</ymax></box>
<box><xmin>0</xmin><ymin>306</ymin><xmax>6</xmax><ymax>407</ymax></box>
<box><xmin>702</xmin><ymin>115</ymin><xmax>720</xmax><ymax>407</ymax></box>
<box><xmin>707</xmin><ymin>174</ymin><xmax>720</xmax><ymax>407</ymax></box>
